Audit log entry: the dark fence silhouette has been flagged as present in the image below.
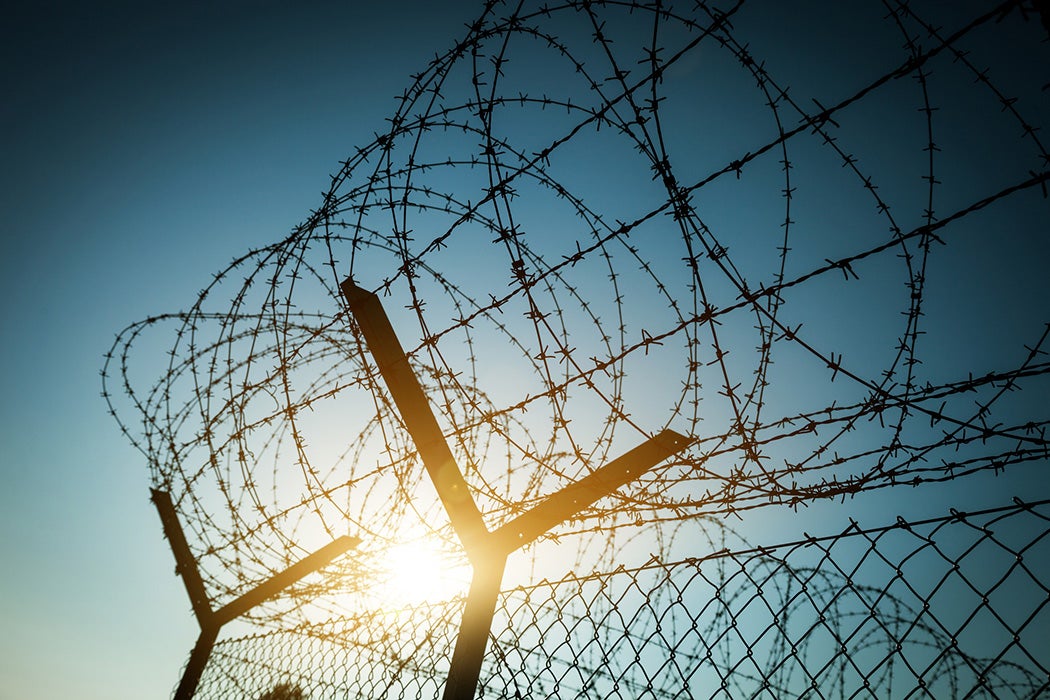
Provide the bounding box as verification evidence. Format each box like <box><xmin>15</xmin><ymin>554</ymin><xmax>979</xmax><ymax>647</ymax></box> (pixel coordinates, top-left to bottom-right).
<box><xmin>188</xmin><ymin>499</ymin><xmax>1049</xmax><ymax>699</ymax></box>
<box><xmin>102</xmin><ymin>0</ymin><xmax>1050</xmax><ymax>697</ymax></box>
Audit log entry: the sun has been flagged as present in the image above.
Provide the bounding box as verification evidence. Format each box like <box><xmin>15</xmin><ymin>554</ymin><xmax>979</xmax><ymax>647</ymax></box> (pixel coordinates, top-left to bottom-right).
<box><xmin>378</xmin><ymin>538</ymin><xmax>471</xmax><ymax>607</ymax></box>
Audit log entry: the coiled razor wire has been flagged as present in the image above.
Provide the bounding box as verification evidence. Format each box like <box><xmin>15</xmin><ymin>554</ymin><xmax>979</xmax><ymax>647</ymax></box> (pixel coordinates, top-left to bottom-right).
<box><xmin>101</xmin><ymin>0</ymin><xmax>1049</xmax><ymax>697</ymax></box>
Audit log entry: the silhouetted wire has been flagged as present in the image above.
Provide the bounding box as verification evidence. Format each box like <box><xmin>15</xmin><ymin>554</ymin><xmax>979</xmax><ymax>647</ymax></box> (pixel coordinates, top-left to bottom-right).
<box><xmin>102</xmin><ymin>0</ymin><xmax>1049</xmax><ymax>696</ymax></box>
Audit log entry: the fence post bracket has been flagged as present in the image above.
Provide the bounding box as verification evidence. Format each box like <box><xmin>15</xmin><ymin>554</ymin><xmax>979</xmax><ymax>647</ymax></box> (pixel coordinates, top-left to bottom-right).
<box><xmin>343</xmin><ymin>278</ymin><xmax>692</xmax><ymax>700</ymax></box>
<box><xmin>151</xmin><ymin>488</ymin><xmax>359</xmax><ymax>699</ymax></box>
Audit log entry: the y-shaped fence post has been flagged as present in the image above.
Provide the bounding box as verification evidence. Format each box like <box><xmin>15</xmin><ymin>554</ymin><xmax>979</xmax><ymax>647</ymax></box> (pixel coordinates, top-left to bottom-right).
<box><xmin>151</xmin><ymin>489</ymin><xmax>360</xmax><ymax>699</ymax></box>
<box><xmin>440</xmin><ymin>431</ymin><xmax>687</xmax><ymax>699</ymax></box>
<box><xmin>342</xmin><ymin>279</ymin><xmax>690</xmax><ymax>700</ymax></box>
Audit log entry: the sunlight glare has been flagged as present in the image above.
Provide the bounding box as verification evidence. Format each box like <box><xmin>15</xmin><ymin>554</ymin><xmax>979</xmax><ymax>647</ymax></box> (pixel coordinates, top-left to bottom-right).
<box><xmin>379</xmin><ymin>539</ymin><xmax>470</xmax><ymax>606</ymax></box>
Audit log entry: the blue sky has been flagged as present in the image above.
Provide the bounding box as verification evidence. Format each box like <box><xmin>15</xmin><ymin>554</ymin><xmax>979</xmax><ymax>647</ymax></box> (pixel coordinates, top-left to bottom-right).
<box><xmin>2</xmin><ymin>2</ymin><xmax>1047</xmax><ymax>698</ymax></box>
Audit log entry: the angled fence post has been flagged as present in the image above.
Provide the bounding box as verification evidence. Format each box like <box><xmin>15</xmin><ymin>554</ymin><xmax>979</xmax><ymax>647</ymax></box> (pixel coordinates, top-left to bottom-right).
<box><xmin>342</xmin><ymin>279</ymin><xmax>692</xmax><ymax>700</ymax></box>
<box><xmin>151</xmin><ymin>489</ymin><xmax>360</xmax><ymax>699</ymax></box>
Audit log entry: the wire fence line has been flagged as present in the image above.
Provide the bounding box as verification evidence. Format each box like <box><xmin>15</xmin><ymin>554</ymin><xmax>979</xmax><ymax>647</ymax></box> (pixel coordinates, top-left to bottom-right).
<box><xmin>100</xmin><ymin>0</ymin><xmax>1050</xmax><ymax>697</ymax></box>
<box><xmin>189</xmin><ymin>498</ymin><xmax>1049</xmax><ymax>699</ymax></box>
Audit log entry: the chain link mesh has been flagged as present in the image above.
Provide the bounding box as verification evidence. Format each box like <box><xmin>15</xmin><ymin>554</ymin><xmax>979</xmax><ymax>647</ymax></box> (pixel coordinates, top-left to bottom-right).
<box><xmin>191</xmin><ymin>499</ymin><xmax>1049</xmax><ymax>699</ymax></box>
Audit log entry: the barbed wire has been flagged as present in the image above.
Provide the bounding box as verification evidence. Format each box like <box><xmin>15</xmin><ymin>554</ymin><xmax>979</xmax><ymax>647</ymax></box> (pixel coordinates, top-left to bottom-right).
<box><xmin>101</xmin><ymin>0</ymin><xmax>1049</xmax><ymax>696</ymax></box>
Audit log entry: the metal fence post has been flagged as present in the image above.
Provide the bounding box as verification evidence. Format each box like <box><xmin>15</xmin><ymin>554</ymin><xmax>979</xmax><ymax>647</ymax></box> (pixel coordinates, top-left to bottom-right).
<box><xmin>151</xmin><ymin>489</ymin><xmax>359</xmax><ymax>698</ymax></box>
<box><xmin>343</xmin><ymin>279</ymin><xmax>692</xmax><ymax>700</ymax></box>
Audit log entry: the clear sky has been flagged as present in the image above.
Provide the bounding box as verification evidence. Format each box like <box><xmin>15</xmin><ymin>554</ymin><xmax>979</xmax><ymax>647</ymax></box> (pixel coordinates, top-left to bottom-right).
<box><xmin>1</xmin><ymin>2</ymin><xmax>1047</xmax><ymax>698</ymax></box>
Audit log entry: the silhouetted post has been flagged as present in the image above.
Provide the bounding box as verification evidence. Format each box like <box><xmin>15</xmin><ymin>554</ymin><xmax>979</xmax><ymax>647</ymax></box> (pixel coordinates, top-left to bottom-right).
<box><xmin>342</xmin><ymin>279</ymin><xmax>691</xmax><ymax>700</ymax></box>
<box><xmin>442</xmin><ymin>553</ymin><xmax>507</xmax><ymax>699</ymax></box>
<box><xmin>340</xmin><ymin>280</ymin><xmax>489</xmax><ymax>554</ymax></box>
<box><xmin>175</xmin><ymin>626</ymin><xmax>219</xmax><ymax>700</ymax></box>
<box><xmin>151</xmin><ymin>489</ymin><xmax>359</xmax><ymax>699</ymax></box>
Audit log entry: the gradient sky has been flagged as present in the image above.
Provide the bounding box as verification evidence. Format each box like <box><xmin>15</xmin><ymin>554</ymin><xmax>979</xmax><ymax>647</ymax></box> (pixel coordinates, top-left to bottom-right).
<box><xmin>2</xmin><ymin>2</ymin><xmax>1047</xmax><ymax>698</ymax></box>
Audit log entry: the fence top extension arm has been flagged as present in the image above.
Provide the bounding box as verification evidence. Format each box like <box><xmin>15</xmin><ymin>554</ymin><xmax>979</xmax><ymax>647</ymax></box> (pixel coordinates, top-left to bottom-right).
<box><xmin>342</xmin><ymin>278</ymin><xmax>693</xmax><ymax>700</ymax></box>
<box><xmin>151</xmin><ymin>488</ymin><xmax>359</xmax><ymax>699</ymax></box>
<box><xmin>342</xmin><ymin>280</ymin><xmax>490</xmax><ymax>552</ymax></box>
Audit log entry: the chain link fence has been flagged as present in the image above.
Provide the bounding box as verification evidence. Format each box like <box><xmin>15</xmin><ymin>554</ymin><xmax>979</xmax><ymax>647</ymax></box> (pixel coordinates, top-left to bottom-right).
<box><xmin>190</xmin><ymin>498</ymin><xmax>1049</xmax><ymax>698</ymax></box>
<box><xmin>101</xmin><ymin>0</ymin><xmax>1050</xmax><ymax>696</ymax></box>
